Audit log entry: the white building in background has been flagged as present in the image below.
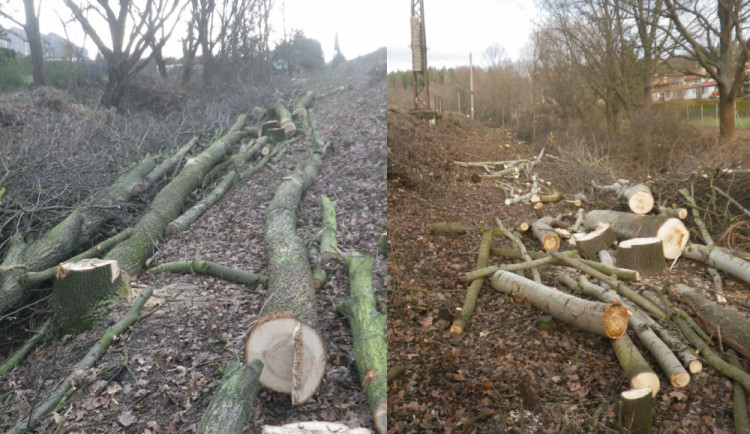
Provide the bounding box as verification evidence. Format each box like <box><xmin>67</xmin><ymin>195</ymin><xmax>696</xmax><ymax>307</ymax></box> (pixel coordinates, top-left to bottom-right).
<box><xmin>5</xmin><ymin>28</ymin><xmax>30</xmax><ymax>56</ymax></box>
<box><xmin>0</xmin><ymin>33</ymin><xmax>10</xmax><ymax>50</ymax></box>
<box><xmin>0</xmin><ymin>26</ymin><xmax>86</xmax><ymax>59</ymax></box>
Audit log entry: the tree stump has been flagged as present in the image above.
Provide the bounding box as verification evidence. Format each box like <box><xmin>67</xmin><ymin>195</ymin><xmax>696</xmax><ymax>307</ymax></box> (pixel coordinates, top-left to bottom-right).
<box><xmin>572</xmin><ymin>223</ymin><xmax>617</xmax><ymax>259</ymax></box>
<box><xmin>616</xmin><ymin>238</ymin><xmax>666</xmax><ymax>276</ymax></box>
<box><xmin>51</xmin><ymin>259</ymin><xmax>130</xmax><ymax>335</ymax></box>
<box><xmin>617</xmin><ymin>387</ymin><xmax>654</xmax><ymax>434</ymax></box>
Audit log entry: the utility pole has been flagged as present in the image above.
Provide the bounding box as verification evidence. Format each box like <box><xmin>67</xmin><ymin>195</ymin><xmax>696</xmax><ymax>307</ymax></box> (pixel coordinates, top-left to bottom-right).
<box><xmin>410</xmin><ymin>0</ymin><xmax>430</xmax><ymax>110</ymax></box>
<box><xmin>470</xmin><ymin>52</ymin><xmax>475</xmax><ymax>120</ymax></box>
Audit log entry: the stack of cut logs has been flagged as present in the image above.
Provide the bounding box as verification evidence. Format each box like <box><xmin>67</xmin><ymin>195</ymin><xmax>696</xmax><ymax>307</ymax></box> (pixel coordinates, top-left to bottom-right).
<box><xmin>440</xmin><ymin>160</ymin><xmax>750</xmax><ymax>433</ymax></box>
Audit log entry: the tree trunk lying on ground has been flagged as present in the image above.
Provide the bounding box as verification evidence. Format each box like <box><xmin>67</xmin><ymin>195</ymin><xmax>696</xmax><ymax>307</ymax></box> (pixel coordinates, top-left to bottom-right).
<box><xmin>105</xmin><ymin>115</ymin><xmax>248</xmax><ymax>274</ymax></box>
<box><xmin>491</xmin><ymin>270</ymin><xmax>629</xmax><ymax>339</ymax></box>
<box><xmin>726</xmin><ymin>349</ymin><xmax>750</xmax><ymax>434</ymax></box>
<box><xmin>451</xmin><ymin>231</ymin><xmax>493</xmax><ymax>335</ymax></box>
<box><xmin>593</xmin><ymin>180</ymin><xmax>654</xmax><ymax>215</ymax></box>
<box><xmin>196</xmin><ymin>359</ymin><xmax>264</xmax><ymax>434</ymax></box>
<box><xmin>682</xmin><ymin>244</ymin><xmax>750</xmax><ymax>286</ymax></box>
<box><xmin>584</xmin><ymin>210</ymin><xmax>688</xmax><ymax>259</ymax></box>
<box><xmin>9</xmin><ymin>287</ymin><xmax>153</xmax><ymax>434</ymax></box>
<box><xmin>275</xmin><ymin>100</ymin><xmax>297</xmax><ymax>139</ymax></box>
<box><xmin>673</xmin><ymin>284</ymin><xmax>750</xmax><ymax>360</ymax></box>
<box><xmin>148</xmin><ymin>260</ymin><xmax>266</xmax><ymax>287</ymax></box>
<box><xmin>245</xmin><ymin>131</ymin><xmax>329</xmax><ymax>405</ymax></box>
<box><xmin>51</xmin><ymin>259</ymin><xmax>130</xmax><ymax>335</ymax></box>
<box><xmin>531</xmin><ymin>216</ymin><xmax>561</xmax><ymax>251</ymax></box>
<box><xmin>572</xmin><ymin>223</ymin><xmax>617</xmax><ymax>259</ymax></box>
<box><xmin>337</xmin><ymin>253</ymin><xmax>387</xmax><ymax>434</ymax></box>
<box><xmin>616</xmin><ymin>238</ymin><xmax>666</xmax><ymax>276</ymax></box>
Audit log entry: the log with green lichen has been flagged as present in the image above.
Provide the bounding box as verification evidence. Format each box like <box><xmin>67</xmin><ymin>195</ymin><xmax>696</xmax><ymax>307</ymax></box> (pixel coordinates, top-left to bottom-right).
<box><xmin>196</xmin><ymin>359</ymin><xmax>264</xmax><ymax>434</ymax></box>
<box><xmin>337</xmin><ymin>252</ymin><xmax>387</xmax><ymax>434</ymax></box>
<box><xmin>105</xmin><ymin>115</ymin><xmax>247</xmax><ymax>274</ymax></box>
<box><xmin>149</xmin><ymin>260</ymin><xmax>266</xmax><ymax>286</ymax></box>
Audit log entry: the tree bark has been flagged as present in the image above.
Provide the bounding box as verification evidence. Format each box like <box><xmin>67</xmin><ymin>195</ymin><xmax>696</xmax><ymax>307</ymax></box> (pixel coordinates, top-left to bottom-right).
<box><xmin>727</xmin><ymin>349</ymin><xmax>750</xmax><ymax>434</ymax></box>
<box><xmin>616</xmin><ymin>238</ymin><xmax>666</xmax><ymax>276</ymax></box>
<box><xmin>319</xmin><ymin>195</ymin><xmax>339</xmax><ymax>263</ymax></box>
<box><xmin>531</xmin><ymin>216</ymin><xmax>561</xmax><ymax>251</ymax></box>
<box><xmin>275</xmin><ymin>100</ymin><xmax>297</xmax><ymax>138</ymax></box>
<box><xmin>337</xmin><ymin>253</ymin><xmax>387</xmax><ymax>434</ymax></box>
<box><xmin>9</xmin><ymin>287</ymin><xmax>153</xmax><ymax>434</ymax></box>
<box><xmin>673</xmin><ymin>284</ymin><xmax>750</xmax><ymax>361</ymax></box>
<box><xmin>491</xmin><ymin>270</ymin><xmax>629</xmax><ymax>339</ymax></box>
<box><xmin>149</xmin><ymin>260</ymin><xmax>266</xmax><ymax>286</ymax></box>
<box><xmin>682</xmin><ymin>244</ymin><xmax>750</xmax><ymax>286</ymax></box>
<box><xmin>23</xmin><ymin>0</ymin><xmax>46</xmax><ymax>85</ymax></box>
<box><xmin>593</xmin><ymin>181</ymin><xmax>654</xmax><ymax>214</ymax></box>
<box><xmin>617</xmin><ymin>388</ymin><xmax>654</xmax><ymax>434</ymax></box>
<box><xmin>612</xmin><ymin>337</ymin><xmax>661</xmax><ymax>397</ymax></box>
<box><xmin>244</xmin><ymin>135</ymin><xmax>329</xmax><ymax>405</ymax></box>
<box><xmin>196</xmin><ymin>360</ymin><xmax>264</xmax><ymax>434</ymax></box>
<box><xmin>584</xmin><ymin>210</ymin><xmax>688</xmax><ymax>259</ymax></box>
<box><xmin>572</xmin><ymin>223</ymin><xmax>617</xmax><ymax>259</ymax></box>
<box><xmin>487</xmin><ymin>247</ymin><xmax>640</xmax><ymax>281</ymax></box>
<box><xmin>50</xmin><ymin>259</ymin><xmax>130</xmax><ymax>335</ymax></box>
<box><xmin>451</xmin><ymin>231</ymin><xmax>493</xmax><ymax>334</ymax></box>
<box><xmin>105</xmin><ymin>115</ymin><xmax>247</xmax><ymax>274</ymax></box>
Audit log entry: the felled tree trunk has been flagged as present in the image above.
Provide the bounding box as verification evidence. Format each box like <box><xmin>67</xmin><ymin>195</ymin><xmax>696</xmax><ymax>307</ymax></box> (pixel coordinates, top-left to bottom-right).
<box><xmin>584</xmin><ymin>210</ymin><xmax>688</xmax><ymax>259</ymax></box>
<box><xmin>491</xmin><ymin>270</ymin><xmax>629</xmax><ymax>339</ymax></box>
<box><xmin>616</xmin><ymin>238</ymin><xmax>666</xmax><ymax>276</ymax></box>
<box><xmin>617</xmin><ymin>388</ymin><xmax>654</xmax><ymax>434</ymax></box>
<box><xmin>682</xmin><ymin>244</ymin><xmax>750</xmax><ymax>286</ymax></box>
<box><xmin>50</xmin><ymin>259</ymin><xmax>130</xmax><ymax>335</ymax></box>
<box><xmin>531</xmin><ymin>216</ymin><xmax>561</xmax><ymax>251</ymax></box>
<box><xmin>105</xmin><ymin>115</ymin><xmax>248</xmax><ymax>274</ymax></box>
<box><xmin>612</xmin><ymin>336</ymin><xmax>661</xmax><ymax>397</ymax></box>
<box><xmin>727</xmin><ymin>350</ymin><xmax>750</xmax><ymax>434</ymax></box>
<box><xmin>593</xmin><ymin>180</ymin><xmax>654</xmax><ymax>214</ymax></box>
<box><xmin>275</xmin><ymin>100</ymin><xmax>297</xmax><ymax>138</ymax></box>
<box><xmin>245</xmin><ymin>137</ymin><xmax>329</xmax><ymax>405</ymax></box>
<box><xmin>451</xmin><ymin>231</ymin><xmax>493</xmax><ymax>334</ymax></box>
<box><xmin>196</xmin><ymin>360</ymin><xmax>264</xmax><ymax>434</ymax></box>
<box><xmin>319</xmin><ymin>195</ymin><xmax>339</xmax><ymax>262</ymax></box>
<box><xmin>674</xmin><ymin>284</ymin><xmax>750</xmax><ymax>360</ymax></box>
<box><xmin>572</xmin><ymin>223</ymin><xmax>617</xmax><ymax>259</ymax></box>
<box><xmin>337</xmin><ymin>253</ymin><xmax>387</xmax><ymax>434</ymax></box>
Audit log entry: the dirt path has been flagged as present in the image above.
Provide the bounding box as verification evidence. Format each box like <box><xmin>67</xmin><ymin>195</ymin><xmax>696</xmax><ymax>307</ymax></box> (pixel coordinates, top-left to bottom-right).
<box><xmin>387</xmin><ymin>108</ymin><xmax>747</xmax><ymax>433</ymax></box>
<box><xmin>1</xmin><ymin>49</ymin><xmax>386</xmax><ymax>433</ymax></box>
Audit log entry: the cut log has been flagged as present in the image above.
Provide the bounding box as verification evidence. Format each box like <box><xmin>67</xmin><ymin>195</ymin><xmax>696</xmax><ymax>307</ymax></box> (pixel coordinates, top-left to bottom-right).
<box><xmin>612</xmin><ymin>336</ymin><xmax>661</xmax><ymax>397</ymax></box>
<box><xmin>196</xmin><ymin>360</ymin><xmax>264</xmax><ymax>434</ymax></box>
<box><xmin>265</xmin><ymin>127</ymin><xmax>287</xmax><ymax>143</ymax></box>
<box><xmin>50</xmin><ymin>259</ymin><xmax>130</xmax><ymax>335</ymax></box>
<box><xmin>656</xmin><ymin>204</ymin><xmax>688</xmax><ymax>220</ymax></box>
<box><xmin>572</xmin><ymin>223</ymin><xmax>617</xmax><ymax>259</ymax></box>
<box><xmin>569</xmin><ymin>275</ymin><xmax>689</xmax><ymax>388</ymax></box>
<box><xmin>166</xmin><ymin>170</ymin><xmax>239</xmax><ymax>236</ymax></box>
<box><xmin>584</xmin><ymin>210</ymin><xmax>688</xmax><ymax>259</ymax></box>
<box><xmin>261</xmin><ymin>120</ymin><xmax>280</xmax><ymax>135</ymax></box>
<box><xmin>491</xmin><ymin>270</ymin><xmax>629</xmax><ymax>339</ymax></box>
<box><xmin>673</xmin><ymin>284</ymin><xmax>750</xmax><ymax>361</ymax></box>
<box><xmin>451</xmin><ymin>231</ymin><xmax>493</xmax><ymax>335</ymax></box>
<box><xmin>682</xmin><ymin>244</ymin><xmax>750</xmax><ymax>286</ymax></box>
<box><xmin>275</xmin><ymin>100</ymin><xmax>297</xmax><ymax>138</ymax></box>
<box><xmin>337</xmin><ymin>253</ymin><xmax>387</xmax><ymax>434</ymax></box>
<box><xmin>617</xmin><ymin>387</ymin><xmax>654</xmax><ymax>434</ymax></box>
<box><xmin>487</xmin><ymin>247</ymin><xmax>640</xmax><ymax>282</ymax></box>
<box><xmin>531</xmin><ymin>216</ymin><xmax>561</xmax><ymax>252</ymax></box>
<box><xmin>496</xmin><ymin>219</ymin><xmax>540</xmax><ymax>282</ymax></box>
<box><xmin>727</xmin><ymin>350</ymin><xmax>750</xmax><ymax>434</ymax></box>
<box><xmin>105</xmin><ymin>115</ymin><xmax>247</xmax><ymax>274</ymax></box>
<box><xmin>616</xmin><ymin>238</ymin><xmax>666</xmax><ymax>276</ymax></box>
<box><xmin>245</xmin><ymin>132</ymin><xmax>329</xmax><ymax>405</ymax></box>
<box><xmin>148</xmin><ymin>260</ymin><xmax>266</xmax><ymax>286</ymax></box>
<box><xmin>593</xmin><ymin>180</ymin><xmax>654</xmax><ymax>214</ymax></box>
<box><xmin>319</xmin><ymin>195</ymin><xmax>339</xmax><ymax>263</ymax></box>
<box><xmin>8</xmin><ymin>287</ymin><xmax>153</xmax><ymax>434</ymax></box>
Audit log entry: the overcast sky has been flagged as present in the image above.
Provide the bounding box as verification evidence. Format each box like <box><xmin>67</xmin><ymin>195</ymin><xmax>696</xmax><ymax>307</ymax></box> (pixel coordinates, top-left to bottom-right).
<box><xmin>0</xmin><ymin>1</ymin><xmax>386</xmax><ymax>62</ymax></box>
<box><xmin>385</xmin><ymin>0</ymin><xmax>540</xmax><ymax>72</ymax></box>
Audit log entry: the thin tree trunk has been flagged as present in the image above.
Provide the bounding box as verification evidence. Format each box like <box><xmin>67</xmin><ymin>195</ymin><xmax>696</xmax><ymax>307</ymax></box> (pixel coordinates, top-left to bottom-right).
<box><xmin>196</xmin><ymin>360</ymin><xmax>264</xmax><ymax>434</ymax></box>
<box><xmin>149</xmin><ymin>260</ymin><xmax>266</xmax><ymax>286</ymax></box>
<box><xmin>451</xmin><ymin>231</ymin><xmax>493</xmax><ymax>334</ymax></box>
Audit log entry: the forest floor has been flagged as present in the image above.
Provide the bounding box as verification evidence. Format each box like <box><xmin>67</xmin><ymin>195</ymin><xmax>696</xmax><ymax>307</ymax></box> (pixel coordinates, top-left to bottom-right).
<box><xmin>387</xmin><ymin>106</ymin><xmax>750</xmax><ymax>433</ymax></box>
<box><xmin>0</xmin><ymin>49</ymin><xmax>386</xmax><ymax>433</ymax></box>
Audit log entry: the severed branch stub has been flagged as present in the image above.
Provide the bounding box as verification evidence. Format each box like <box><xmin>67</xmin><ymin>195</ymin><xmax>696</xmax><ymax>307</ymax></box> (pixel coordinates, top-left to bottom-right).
<box><xmin>593</xmin><ymin>179</ymin><xmax>654</xmax><ymax>214</ymax></box>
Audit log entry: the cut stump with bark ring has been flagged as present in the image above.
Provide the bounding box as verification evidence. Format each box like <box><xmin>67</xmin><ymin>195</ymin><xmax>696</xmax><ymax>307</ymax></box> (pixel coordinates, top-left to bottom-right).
<box><xmin>616</xmin><ymin>238</ymin><xmax>666</xmax><ymax>276</ymax></box>
<box><xmin>245</xmin><ymin>315</ymin><xmax>326</xmax><ymax>405</ymax></box>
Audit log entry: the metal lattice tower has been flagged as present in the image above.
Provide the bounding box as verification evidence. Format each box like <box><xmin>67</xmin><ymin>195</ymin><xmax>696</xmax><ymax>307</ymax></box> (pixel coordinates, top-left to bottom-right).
<box><xmin>410</xmin><ymin>0</ymin><xmax>430</xmax><ymax>110</ymax></box>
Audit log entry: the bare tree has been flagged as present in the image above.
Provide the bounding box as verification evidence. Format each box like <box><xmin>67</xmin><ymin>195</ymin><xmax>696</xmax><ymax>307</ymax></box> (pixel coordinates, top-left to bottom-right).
<box><xmin>63</xmin><ymin>0</ymin><xmax>183</xmax><ymax>108</ymax></box>
<box><xmin>662</xmin><ymin>0</ymin><xmax>750</xmax><ymax>140</ymax></box>
<box><xmin>0</xmin><ymin>0</ymin><xmax>46</xmax><ymax>85</ymax></box>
